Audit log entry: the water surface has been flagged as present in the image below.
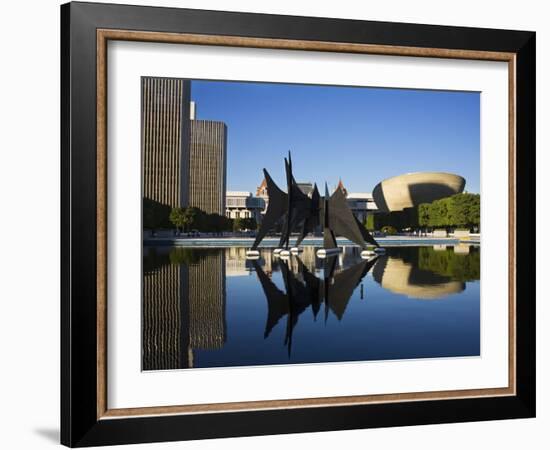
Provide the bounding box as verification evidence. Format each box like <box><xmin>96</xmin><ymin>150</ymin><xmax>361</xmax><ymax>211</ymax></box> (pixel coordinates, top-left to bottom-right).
<box><xmin>142</xmin><ymin>245</ymin><xmax>480</xmax><ymax>370</ymax></box>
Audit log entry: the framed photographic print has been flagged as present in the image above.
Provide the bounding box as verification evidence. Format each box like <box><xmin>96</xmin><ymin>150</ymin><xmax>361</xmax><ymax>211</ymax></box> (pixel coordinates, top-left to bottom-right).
<box><xmin>60</xmin><ymin>1</ymin><xmax>536</xmax><ymax>447</ymax></box>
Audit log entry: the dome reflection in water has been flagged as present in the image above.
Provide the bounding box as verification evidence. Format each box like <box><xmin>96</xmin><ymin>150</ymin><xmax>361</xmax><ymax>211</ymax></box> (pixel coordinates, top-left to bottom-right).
<box><xmin>142</xmin><ymin>245</ymin><xmax>480</xmax><ymax>370</ymax></box>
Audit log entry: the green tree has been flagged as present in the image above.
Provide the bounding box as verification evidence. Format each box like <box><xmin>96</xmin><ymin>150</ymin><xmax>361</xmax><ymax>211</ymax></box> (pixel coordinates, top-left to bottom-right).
<box><xmin>381</xmin><ymin>225</ymin><xmax>397</xmax><ymax>235</ymax></box>
<box><xmin>204</xmin><ymin>213</ymin><xmax>232</xmax><ymax>233</ymax></box>
<box><xmin>169</xmin><ymin>207</ymin><xmax>186</xmax><ymax>232</ymax></box>
<box><xmin>244</xmin><ymin>217</ymin><xmax>257</xmax><ymax>231</ymax></box>
<box><xmin>231</xmin><ymin>217</ymin><xmax>256</xmax><ymax>232</ymax></box>
<box><xmin>448</xmin><ymin>194</ymin><xmax>469</xmax><ymax>227</ymax></box>
<box><xmin>167</xmin><ymin>206</ymin><xmax>237</xmax><ymax>234</ymax></box>
<box><xmin>233</xmin><ymin>217</ymin><xmax>245</xmax><ymax>232</ymax></box>
<box><xmin>418</xmin><ymin>204</ymin><xmax>430</xmax><ymax>228</ymax></box>
<box><xmin>169</xmin><ymin>207</ymin><xmax>198</xmax><ymax>232</ymax></box>
<box><xmin>364</xmin><ymin>193</ymin><xmax>481</xmax><ymax>232</ymax></box>
<box><xmin>143</xmin><ymin>197</ymin><xmax>171</xmax><ymax>231</ymax></box>
<box><xmin>440</xmin><ymin>199</ymin><xmax>450</xmax><ymax>227</ymax></box>
<box><xmin>190</xmin><ymin>207</ymin><xmax>207</xmax><ymax>231</ymax></box>
<box><xmin>468</xmin><ymin>199</ymin><xmax>480</xmax><ymax>229</ymax></box>
<box><xmin>223</xmin><ymin>215</ymin><xmax>233</xmax><ymax>232</ymax></box>
<box><xmin>418</xmin><ymin>246</ymin><xmax>480</xmax><ymax>281</ymax></box>
<box><xmin>429</xmin><ymin>198</ymin><xmax>449</xmax><ymax>228</ymax></box>
<box><xmin>416</xmin><ymin>193</ymin><xmax>480</xmax><ymax>230</ymax></box>
<box><xmin>364</xmin><ymin>214</ymin><xmax>375</xmax><ymax>231</ymax></box>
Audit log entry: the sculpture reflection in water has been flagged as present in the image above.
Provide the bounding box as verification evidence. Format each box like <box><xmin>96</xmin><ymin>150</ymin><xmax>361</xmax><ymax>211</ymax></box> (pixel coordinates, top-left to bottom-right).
<box><xmin>142</xmin><ymin>245</ymin><xmax>480</xmax><ymax>370</ymax></box>
<box><xmin>252</xmin><ymin>254</ymin><xmax>378</xmax><ymax>357</ymax></box>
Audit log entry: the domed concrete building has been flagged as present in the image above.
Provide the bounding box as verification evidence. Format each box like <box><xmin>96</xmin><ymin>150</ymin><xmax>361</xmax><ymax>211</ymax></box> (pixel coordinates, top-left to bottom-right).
<box><xmin>372</xmin><ymin>172</ymin><xmax>465</xmax><ymax>213</ymax></box>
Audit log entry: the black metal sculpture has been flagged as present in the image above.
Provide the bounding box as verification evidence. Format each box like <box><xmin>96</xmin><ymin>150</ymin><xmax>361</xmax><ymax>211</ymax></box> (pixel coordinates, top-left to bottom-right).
<box><xmin>324</xmin><ymin>181</ymin><xmax>380</xmax><ymax>249</ymax></box>
<box><xmin>252</xmin><ymin>254</ymin><xmax>377</xmax><ymax>356</ymax></box>
<box><xmin>249</xmin><ymin>152</ymin><xmax>379</xmax><ymax>252</ymax></box>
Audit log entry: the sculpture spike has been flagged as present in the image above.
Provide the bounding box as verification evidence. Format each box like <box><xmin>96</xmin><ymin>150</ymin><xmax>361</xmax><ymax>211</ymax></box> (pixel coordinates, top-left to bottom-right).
<box><xmin>250</xmin><ymin>168</ymin><xmax>288</xmax><ymax>250</ymax></box>
<box><xmin>250</xmin><ymin>156</ymin><xmax>379</xmax><ymax>252</ymax></box>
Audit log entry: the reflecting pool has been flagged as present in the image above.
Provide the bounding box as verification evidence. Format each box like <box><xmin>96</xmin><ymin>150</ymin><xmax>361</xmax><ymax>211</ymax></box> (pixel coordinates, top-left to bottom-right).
<box><xmin>142</xmin><ymin>245</ymin><xmax>480</xmax><ymax>371</ymax></box>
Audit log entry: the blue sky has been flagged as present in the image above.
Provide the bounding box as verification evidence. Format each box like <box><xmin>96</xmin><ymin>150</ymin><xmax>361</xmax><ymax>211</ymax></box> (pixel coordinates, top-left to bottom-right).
<box><xmin>191</xmin><ymin>80</ymin><xmax>480</xmax><ymax>194</ymax></box>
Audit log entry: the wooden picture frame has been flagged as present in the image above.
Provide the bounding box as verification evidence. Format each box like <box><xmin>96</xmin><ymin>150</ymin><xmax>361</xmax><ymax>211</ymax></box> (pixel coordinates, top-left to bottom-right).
<box><xmin>61</xmin><ymin>1</ymin><xmax>535</xmax><ymax>446</ymax></box>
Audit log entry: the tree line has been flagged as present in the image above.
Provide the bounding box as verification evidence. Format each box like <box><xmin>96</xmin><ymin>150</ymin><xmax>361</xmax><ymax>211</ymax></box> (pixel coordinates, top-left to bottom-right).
<box><xmin>169</xmin><ymin>207</ymin><xmax>258</xmax><ymax>233</ymax></box>
<box><xmin>418</xmin><ymin>193</ymin><xmax>480</xmax><ymax>230</ymax></box>
<box><xmin>418</xmin><ymin>246</ymin><xmax>480</xmax><ymax>281</ymax></box>
<box><xmin>143</xmin><ymin>197</ymin><xmax>258</xmax><ymax>233</ymax></box>
<box><xmin>365</xmin><ymin>193</ymin><xmax>480</xmax><ymax>232</ymax></box>
<box><xmin>387</xmin><ymin>245</ymin><xmax>480</xmax><ymax>282</ymax></box>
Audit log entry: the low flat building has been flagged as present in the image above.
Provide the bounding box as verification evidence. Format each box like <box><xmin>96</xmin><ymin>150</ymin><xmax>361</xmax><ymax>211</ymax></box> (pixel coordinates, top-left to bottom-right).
<box><xmin>225</xmin><ymin>191</ymin><xmax>265</xmax><ymax>223</ymax></box>
<box><xmin>347</xmin><ymin>192</ymin><xmax>379</xmax><ymax>223</ymax></box>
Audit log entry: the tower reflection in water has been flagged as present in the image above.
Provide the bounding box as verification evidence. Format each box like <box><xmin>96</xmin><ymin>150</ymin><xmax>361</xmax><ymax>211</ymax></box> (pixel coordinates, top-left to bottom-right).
<box><xmin>142</xmin><ymin>247</ymin><xmax>226</xmax><ymax>370</ymax></box>
<box><xmin>142</xmin><ymin>245</ymin><xmax>480</xmax><ymax>371</ymax></box>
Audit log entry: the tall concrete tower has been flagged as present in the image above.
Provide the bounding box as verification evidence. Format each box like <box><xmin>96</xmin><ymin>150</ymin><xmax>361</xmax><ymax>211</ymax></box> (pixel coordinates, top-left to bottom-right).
<box><xmin>189</xmin><ymin>119</ymin><xmax>227</xmax><ymax>215</ymax></box>
<box><xmin>141</xmin><ymin>77</ymin><xmax>191</xmax><ymax>208</ymax></box>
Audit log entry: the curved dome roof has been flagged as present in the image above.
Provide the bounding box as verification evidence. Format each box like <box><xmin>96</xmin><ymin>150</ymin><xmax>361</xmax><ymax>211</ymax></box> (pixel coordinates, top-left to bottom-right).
<box><xmin>372</xmin><ymin>172</ymin><xmax>465</xmax><ymax>212</ymax></box>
